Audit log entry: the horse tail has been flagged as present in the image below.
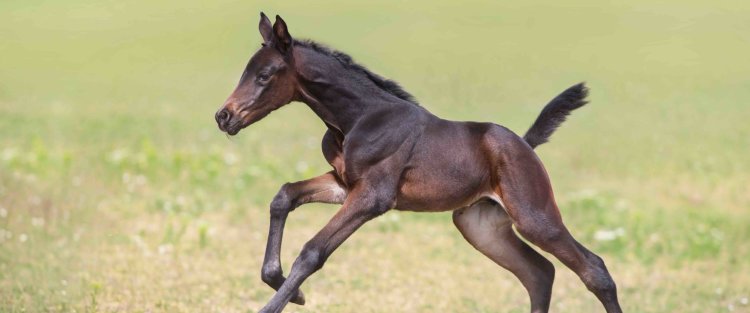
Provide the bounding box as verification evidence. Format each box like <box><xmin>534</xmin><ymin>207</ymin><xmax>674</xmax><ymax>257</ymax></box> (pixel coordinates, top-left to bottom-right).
<box><xmin>523</xmin><ymin>82</ymin><xmax>589</xmax><ymax>149</ymax></box>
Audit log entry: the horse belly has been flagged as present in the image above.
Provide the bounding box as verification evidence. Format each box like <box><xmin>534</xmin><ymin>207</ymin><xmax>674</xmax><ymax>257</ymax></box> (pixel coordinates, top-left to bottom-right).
<box><xmin>394</xmin><ymin>154</ymin><xmax>491</xmax><ymax>212</ymax></box>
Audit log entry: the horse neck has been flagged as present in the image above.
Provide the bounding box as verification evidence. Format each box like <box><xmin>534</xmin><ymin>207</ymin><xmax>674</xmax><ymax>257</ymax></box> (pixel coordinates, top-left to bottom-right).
<box><xmin>293</xmin><ymin>48</ymin><xmax>401</xmax><ymax>135</ymax></box>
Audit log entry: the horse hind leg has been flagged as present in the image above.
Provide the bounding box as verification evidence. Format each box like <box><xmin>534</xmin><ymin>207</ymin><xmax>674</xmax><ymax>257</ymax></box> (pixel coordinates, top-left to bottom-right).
<box><xmin>491</xmin><ymin>133</ymin><xmax>623</xmax><ymax>313</ymax></box>
<box><xmin>453</xmin><ymin>200</ymin><xmax>555</xmax><ymax>313</ymax></box>
<box><xmin>510</xmin><ymin>203</ymin><xmax>622</xmax><ymax>313</ymax></box>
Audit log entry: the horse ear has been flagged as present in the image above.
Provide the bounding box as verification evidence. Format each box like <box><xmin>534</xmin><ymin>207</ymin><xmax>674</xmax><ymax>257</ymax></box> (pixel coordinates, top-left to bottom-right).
<box><xmin>273</xmin><ymin>15</ymin><xmax>292</xmax><ymax>54</ymax></box>
<box><xmin>259</xmin><ymin>12</ymin><xmax>273</xmax><ymax>42</ymax></box>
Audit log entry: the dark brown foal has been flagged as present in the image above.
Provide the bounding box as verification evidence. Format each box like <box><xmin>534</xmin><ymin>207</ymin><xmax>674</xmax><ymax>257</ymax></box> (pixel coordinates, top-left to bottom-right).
<box><xmin>215</xmin><ymin>12</ymin><xmax>623</xmax><ymax>313</ymax></box>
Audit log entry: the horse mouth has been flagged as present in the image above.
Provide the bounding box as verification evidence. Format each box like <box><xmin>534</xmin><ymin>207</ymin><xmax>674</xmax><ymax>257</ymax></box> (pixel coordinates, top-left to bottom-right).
<box><xmin>218</xmin><ymin>108</ymin><xmax>267</xmax><ymax>136</ymax></box>
<box><xmin>225</xmin><ymin>121</ymin><xmax>244</xmax><ymax>136</ymax></box>
<box><xmin>226</xmin><ymin>128</ymin><xmax>239</xmax><ymax>136</ymax></box>
<box><xmin>218</xmin><ymin>111</ymin><xmax>250</xmax><ymax>136</ymax></box>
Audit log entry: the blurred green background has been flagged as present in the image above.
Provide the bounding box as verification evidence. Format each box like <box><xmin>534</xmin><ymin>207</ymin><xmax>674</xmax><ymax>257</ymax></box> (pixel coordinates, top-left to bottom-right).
<box><xmin>1</xmin><ymin>0</ymin><xmax>749</xmax><ymax>312</ymax></box>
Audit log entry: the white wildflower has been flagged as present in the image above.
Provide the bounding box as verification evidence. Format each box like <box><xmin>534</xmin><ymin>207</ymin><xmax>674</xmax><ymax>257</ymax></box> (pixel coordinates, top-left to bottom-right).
<box><xmin>223</xmin><ymin>152</ymin><xmax>238</xmax><ymax>165</ymax></box>
<box><xmin>130</xmin><ymin>235</ymin><xmax>151</xmax><ymax>256</ymax></box>
<box><xmin>122</xmin><ymin>172</ymin><xmax>147</xmax><ymax>192</ymax></box>
<box><xmin>24</xmin><ymin>173</ymin><xmax>38</xmax><ymax>183</ymax></box>
<box><xmin>162</xmin><ymin>200</ymin><xmax>173</xmax><ymax>212</ymax></box>
<box><xmin>614</xmin><ymin>199</ymin><xmax>628</xmax><ymax>211</ymax></box>
<box><xmin>594</xmin><ymin>227</ymin><xmax>625</xmax><ymax>241</ymax></box>
<box><xmin>389</xmin><ymin>212</ymin><xmax>400</xmax><ymax>222</ymax></box>
<box><xmin>158</xmin><ymin>244</ymin><xmax>174</xmax><ymax>255</ymax></box>
<box><xmin>0</xmin><ymin>207</ymin><xmax>7</xmax><ymax>218</ymax></box>
<box><xmin>710</xmin><ymin>228</ymin><xmax>724</xmax><ymax>241</ymax></box>
<box><xmin>573</xmin><ymin>188</ymin><xmax>598</xmax><ymax>199</ymax></box>
<box><xmin>175</xmin><ymin>195</ymin><xmax>188</xmax><ymax>207</ymax></box>
<box><xmin>740</xmin><ymin>297</ymin><xmax>748</xmax><ymax>305</ymax></box>
<box><xmin>1</xmin><ymin>148</ymin><xmax>17</xmax><ymax>162</ymax></box>
<box><xmin>73</xmin><ymin>229</ymin><xmax>84</xmax><ymax>242</ymax></box>
<box><xmin>19</xmin><ymin>233</ymin><xmax>28</xmax><ymax>243</ymax></box>
<box><xmin>29</xmin><ymin>196</ymin><xmax>42</xmax><ymax>206</ymax></box>
<box><xmin>31</xmin><ymin>217</ymin><xmax>45</xmax><ymax>227</ymax></box>
<box><xmin>109</xmin><ymin>148</ymin><xmax>128</xmax><ymax>164</ymax></box>
<box><xmin>134</xmin><ymin>174</ymin><xmax>147</xmax><ymax>186</ymax></box>
<box><xmin>295</xmin><ymin>161</ymin><xmax>309</xmax><ymax>174</ymax></box>
<box><xmin>247</xmin><ymin>165</ymin><xmax>261</xmax><ymax>176</ymax></box>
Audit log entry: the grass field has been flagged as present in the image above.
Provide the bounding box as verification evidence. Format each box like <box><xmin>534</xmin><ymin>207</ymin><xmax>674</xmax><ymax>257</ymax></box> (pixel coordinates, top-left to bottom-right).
<box><xmin>1</xmin><ymin>0</ymin><xmax>749</xmax><ymax>312</ymax></box>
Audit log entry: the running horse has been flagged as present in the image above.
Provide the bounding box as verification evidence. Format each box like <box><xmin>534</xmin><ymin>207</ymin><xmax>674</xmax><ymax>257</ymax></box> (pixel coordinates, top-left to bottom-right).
<box><xmin>215</xmin><ymin>13</ymin><xmax>622</xmax><ymax>313</ymax></box>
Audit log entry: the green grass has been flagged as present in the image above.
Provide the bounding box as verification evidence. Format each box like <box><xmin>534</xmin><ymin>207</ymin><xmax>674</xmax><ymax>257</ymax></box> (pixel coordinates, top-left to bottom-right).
<box><xmin>1</xmin><ymin>0</ymin><xmax>749</xmax><ymax>312</ymax></box>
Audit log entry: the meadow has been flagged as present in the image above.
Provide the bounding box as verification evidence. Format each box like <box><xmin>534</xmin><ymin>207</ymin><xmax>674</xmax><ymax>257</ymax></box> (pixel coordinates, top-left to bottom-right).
<box><xmin>1</xmin><ymin>0</ymin><xmax>749</xmax><ymax>312</ymax></box>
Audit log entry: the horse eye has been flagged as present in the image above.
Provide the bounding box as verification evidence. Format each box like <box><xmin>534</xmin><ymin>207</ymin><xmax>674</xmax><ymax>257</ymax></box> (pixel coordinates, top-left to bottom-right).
<box><xmin>257</xmin><ymin>72</ymin><xmax>271</xmax><ymax>82</ymax></box>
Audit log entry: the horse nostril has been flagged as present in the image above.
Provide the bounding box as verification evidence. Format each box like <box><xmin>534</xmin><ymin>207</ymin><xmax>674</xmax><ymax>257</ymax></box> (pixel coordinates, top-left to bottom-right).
<box><xmin>216</xmin><ymin>109</ymin><xmax>231</xmax><ymax>124</ymax></box>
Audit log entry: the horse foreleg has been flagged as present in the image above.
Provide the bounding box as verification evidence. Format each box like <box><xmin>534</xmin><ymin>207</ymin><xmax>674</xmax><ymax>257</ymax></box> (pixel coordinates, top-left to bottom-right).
<box><xmin>261</xmin><ymin>171</ymin><xmax>347</xmax><ymax>305</ymax></box>
<box><xmin>259</xmin><ymin>182</ymin><xmax>393</xmax><ymax>313</ymax></box>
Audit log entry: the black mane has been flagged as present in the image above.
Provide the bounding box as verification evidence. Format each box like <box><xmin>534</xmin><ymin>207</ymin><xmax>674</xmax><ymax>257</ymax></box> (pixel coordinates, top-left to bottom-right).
<box><xmin>293</xmin><ymin>39</ymin><xmax>419</xmax><ymax>105</ymax></box>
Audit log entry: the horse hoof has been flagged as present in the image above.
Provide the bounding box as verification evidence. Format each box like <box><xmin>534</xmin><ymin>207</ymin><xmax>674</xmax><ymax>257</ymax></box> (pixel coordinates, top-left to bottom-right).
<box><xmin>291</xmin><ymin>290</ymin><xmax>306</xmax><ymax>305</ymax></box>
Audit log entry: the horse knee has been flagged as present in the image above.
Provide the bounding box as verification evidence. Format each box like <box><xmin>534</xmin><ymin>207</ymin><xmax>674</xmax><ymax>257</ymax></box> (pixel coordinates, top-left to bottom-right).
<box><xmin>295</xmin><ymin>244</ymin><xmax>326</xmax><ymax>272</ymax></box>
<box><xmin>270</xmin><ymin>183</ymin><xmax>294</xmax><ymax>217</ymax></box>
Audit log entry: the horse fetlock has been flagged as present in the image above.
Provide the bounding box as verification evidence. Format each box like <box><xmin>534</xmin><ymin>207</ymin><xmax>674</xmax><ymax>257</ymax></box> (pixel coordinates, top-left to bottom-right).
<box><xmin>261</xmin><ymin>262</ymin><xmax>283</xmax><ymax>285</ymax></box>
<box><xmin>290</xmin><ymin>292</ymin><xmax>306</xmax><ymax>306</ymax></box>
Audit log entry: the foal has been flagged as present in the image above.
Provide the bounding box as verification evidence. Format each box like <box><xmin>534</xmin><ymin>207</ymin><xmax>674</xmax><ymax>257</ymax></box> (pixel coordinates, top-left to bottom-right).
<box><xmin>215</xmin><ymin>13</ymin><xmax>623</xmax><ymax>313</ymax></box>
